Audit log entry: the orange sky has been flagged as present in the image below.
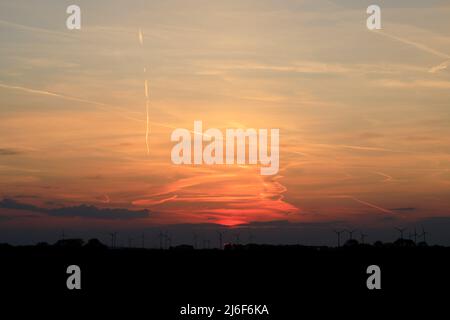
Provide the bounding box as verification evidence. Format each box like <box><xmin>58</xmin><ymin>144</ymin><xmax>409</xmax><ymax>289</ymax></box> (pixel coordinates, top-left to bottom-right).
<box><xmin>1</xmin><ymin>0</ymin><xmax>450</xmax><ymax>238</ymax></box>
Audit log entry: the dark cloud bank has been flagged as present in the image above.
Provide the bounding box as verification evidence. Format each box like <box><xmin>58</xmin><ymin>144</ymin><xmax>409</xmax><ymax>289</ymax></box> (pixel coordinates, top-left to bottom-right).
<box><xmin>0</xmin><ymin>198</ymin><xmax>149</xmax><ymax>220</ymax></box>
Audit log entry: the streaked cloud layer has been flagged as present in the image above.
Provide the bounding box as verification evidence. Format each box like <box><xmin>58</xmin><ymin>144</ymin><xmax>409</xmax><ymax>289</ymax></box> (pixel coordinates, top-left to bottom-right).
<box><xmin>1</xmin><ymin>0</ymin><xmax>450</xmax><ymax>239</ymax></box>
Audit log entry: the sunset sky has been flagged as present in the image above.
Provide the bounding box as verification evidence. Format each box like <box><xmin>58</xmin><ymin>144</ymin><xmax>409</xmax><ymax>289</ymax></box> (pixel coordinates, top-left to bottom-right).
<box><xmin>1</xmin><ymin>0</ymin><xmax>450</xmax><ymax>245</ymax></box>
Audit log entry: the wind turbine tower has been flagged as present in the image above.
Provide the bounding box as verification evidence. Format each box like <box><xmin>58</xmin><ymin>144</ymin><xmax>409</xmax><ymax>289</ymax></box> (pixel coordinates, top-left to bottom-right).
<box><xmin>420</xmin><ymin>226</ymin><xmax>428</xmax><ymax>243</ymax></box>
<box><xmin>360</xmin><ymin>232</ymin><xmax>368</xmax><ymax>245</ymax></box>
<box><xmin>234</xmin><ymin>232</ymin><xmax>240</xmax><ymax>245</ymax></box>
<box><xmin>413</xmin><ymin>228</ymin><xmax>419</xmax><ymax>244</ymax></box>
<box><xmin>217</xmin><ymin>231</ymin><xmax>224</xmax><ymax>249</ymax></box>
<box><xmin>248</xmin><ymin>229</ymin><xmax>255</xmax><ymax>244</ymax></box>
<box><xmin>346</xmin><ymin>229</ymin><xmax>357</xmax><ymax>241</ymax></box>
<box><xmin>193</xmin><ymin>233</ymin><xmax>198</xmax><ymax>249</ymax></box>
<box><xmin>333</xmin><ymin>230</ymin><xmax>344</xmax><ymax>247</ymax></box>
<box><xmin>157</xmin><ymin>230</ymin><xmax>164</xmax><ymax>249</ymax></box>
<box><xmin>395</xmin><ymin>227</ymin><xmax>406</xmax><ymax>240</ymax></box>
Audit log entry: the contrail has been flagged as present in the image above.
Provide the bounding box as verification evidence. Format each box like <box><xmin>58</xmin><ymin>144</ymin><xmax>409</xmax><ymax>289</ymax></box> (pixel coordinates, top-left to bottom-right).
<box><xmin>350</xmin><ymin>196</ymin><xmax>394</xmax><ymax>214</ymax></box>
<box><xmin>0</xmin><ymin>83</ymin><xmax>143</xmax><ymax>122</ymax></box>
<box><xmin>139</xmin><ymin>28</ymin><xmax>150</xmax><ymax>155</ymax></box>
<box><xmin>0</xmin><ymin>82</ymin><xmax>219</xmax><ymax>143</ymax></box>
<box><xmin>311</xmin><ymin>143</ymin><xmax>403</xmax><ymax>153</ymax></box>
<box><xmin>145</xmin><ymin>77</ymin><xmax>150</xmax><ymax>154</ymax></box>
<box><xmin>0</xmin><ymin>82</ymin><xmax>209</xmax><ymax>140</ymax></box>
<box><xmin>372</xmin><ymin>30</ymin><xmax>450</xmax><ymax>74</ymax></box>
<box><xmin>373</xmin><ymin>171</ymin><xmax>393</xmax><ymax>182</ymax></box>
<box><xmin>138</xmin><ymin>28</ymin><xmax>144</xmax><ymax>46</ymax></box>
<box><xmin>331</xmin><ymin>195</ymin><xmax>394</xmax><ymax>214</ymax></box>
<box><xmin>373</xmin><ymin>30</ymin><xmax>450</xmax><ymax>60</ymax></box>
<box><xmin>0</xmin><ymin>19</ymin><xmax>77</xmax><ymax>39</ymax></box>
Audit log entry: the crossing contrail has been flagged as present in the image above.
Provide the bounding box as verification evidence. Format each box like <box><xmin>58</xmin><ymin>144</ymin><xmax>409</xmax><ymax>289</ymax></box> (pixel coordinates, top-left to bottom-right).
<box><xmin>139</xmin><ymin>28</ymin><xmax>150</xmax><ymax>155</ymax></box>
<box><xmin>372</xmin><ymin>30</ymin><xmax>450</xmax><ymax>74</ymax></box>
<box><xmin>0</xmin><ymin>82</ymin><xmax>216</xmax><ymax>138</ymax></box>
<box><xmin>0</xmin><ymin>83</ymin><xmax>214</xmax><ymax>140</ymax></box>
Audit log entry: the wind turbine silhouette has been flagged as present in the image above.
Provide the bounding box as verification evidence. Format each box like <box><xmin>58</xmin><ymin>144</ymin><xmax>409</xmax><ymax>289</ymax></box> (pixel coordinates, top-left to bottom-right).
<box><xmin>107</xmin><ymin>232</ymin><xmax>117</xmax><ymax>248</ymax></box>
<box><xmin>346</xmin><ymin>229</ymin><xmax>357</xmax><ymax>241</ymax></box>
<box><xmin>164</xmin><ymin>231</ymin><xmax>172</xmax><ymax>249</ymax></box>
<box><xmin>419</xmin><ymin>226</ymin><xmax>428</xmax><ymax>243</ymax></box>
<box><xmin>248</xmin><ymin>229</ymin><xmax>255</xmax><ymax>244</ymax></box>
<box><xmin>234</xmin><ymin>232</ymin><xmax>240</xmax><ymax>245</ymax></box>
<box><xmin>412</xmin><ymin>228</ymin><xmax>419</xmax><ymax>244</ymax></box>
<box><xmin>141</xmin><ymin>232</ymin><xmax>145</xmax><ymax>249</ymax></box>
<box><xmin>157</xmin><ymin>230</ymin><xmax>164</xmax><ymax>249</ymax></box>
<box><xmin>360</xmin><ymin>232</ymin><xmax>368</xmax><ymax>244</ymax></box>
<box><xmin>217</xmin><ymin>231</ymin><xmax>225</xmax><ymax>249</ymax></box>
<box><xmin>333</xmin><ymin>230</ymin><xmax>344</xmax><ymax>247</ymax></box>
<box><xmin>395</xmin><ymin>227</ymin><xmax>406</xmax><ymax>240</ymax></box>
<box><xmin>193</xmin><ymin>233</ymin><xmax>199</xmax><ymax>249</ymax></box>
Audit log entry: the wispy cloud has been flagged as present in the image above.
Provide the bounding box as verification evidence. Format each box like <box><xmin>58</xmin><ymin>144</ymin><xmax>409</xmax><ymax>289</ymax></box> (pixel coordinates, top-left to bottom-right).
<box><xmin>429</xmin><ymin>60</ymin><xmax>450</xmax><ymax>73</ymax></box>
<box><xmin>377</xmin><ymin>79</ymin><xmax>450</xmax><ymax>89</ymax></box>
<box><xmin>0</xmin><ymin>148</ymin><xmax>22</xmax><ymax>156</ymax></box>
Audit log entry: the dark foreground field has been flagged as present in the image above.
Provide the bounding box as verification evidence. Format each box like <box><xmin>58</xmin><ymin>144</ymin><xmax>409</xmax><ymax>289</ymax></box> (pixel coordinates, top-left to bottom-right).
<box><xmin>1</xmin><ymin>242</ymin><xmax>449</xmax><ymax>317</ymax></box>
